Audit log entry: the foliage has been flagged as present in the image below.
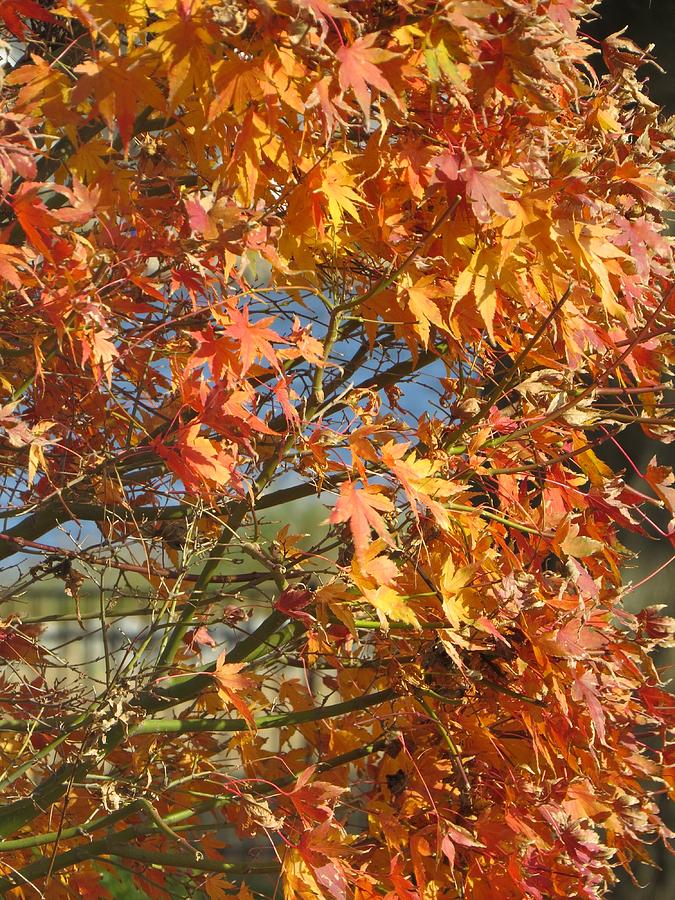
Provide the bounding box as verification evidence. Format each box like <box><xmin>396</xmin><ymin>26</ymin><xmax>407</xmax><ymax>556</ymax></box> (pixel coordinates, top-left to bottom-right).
<box><xmin>0</xmin><ymin>0</ymin><xmax>673</xmax><ymax>897</ymax></box>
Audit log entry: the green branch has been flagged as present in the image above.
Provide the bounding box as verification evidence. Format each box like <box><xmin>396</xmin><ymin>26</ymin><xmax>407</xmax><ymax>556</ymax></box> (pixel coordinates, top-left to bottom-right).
<box><xmin>131</xmin><ymin>687</ymin><xmax>397</xmax><ymax>736</ymax></box>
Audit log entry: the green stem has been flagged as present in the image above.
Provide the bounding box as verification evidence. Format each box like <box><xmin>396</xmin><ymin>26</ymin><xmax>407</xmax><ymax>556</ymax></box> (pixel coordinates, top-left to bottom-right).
<box><xmin>0</xmin><ymin>762</ymin><xmax>89</xmax><ymax>839</ymax></box>
<box><xmin>105</xmin><ymin>844</ymin><xmax>280</xmax><ymax>873</ymax></box>
<box><xmin>145</xmin><ymin>610</ymin><xmax>296</xmax><ymax>709</ymax></box>
<box><xmin>0</xmin><ymin>801</ymin><xmax>143</xmax><ymax>852</ymax></box>
<box><xmin>132</xmin><ymin>687</ymin><xmax>397</xmax><ymax>735</ymax></box>
<box><xmin>0</xmin><ymin>733</ymin><xmax>391</xmax><ymax>857</ymax></box>
<box><xmin>0</xmin><ymin>821</ymin><xmax>273</xmax><ymax>891</ymax></box>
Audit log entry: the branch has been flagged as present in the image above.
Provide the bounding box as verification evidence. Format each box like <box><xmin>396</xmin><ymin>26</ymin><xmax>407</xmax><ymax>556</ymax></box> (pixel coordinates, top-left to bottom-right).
<box><xmin>132</xmin><ymin>687</ymin><xmax>397</xmax><ymax>735</ymax></box>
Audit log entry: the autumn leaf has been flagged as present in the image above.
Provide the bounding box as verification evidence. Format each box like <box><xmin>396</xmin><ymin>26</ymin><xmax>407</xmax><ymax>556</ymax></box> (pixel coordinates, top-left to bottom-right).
<box><xmin>362</xmin><ymin>585</ymin><xmax>420</xmax><ymax>630</ymax></box>
<box><xmin>316</xmin><ymin>156</ymin><xmax>366</xmax><ymax>226</ymax></box>
<box><xmin>275</xmin><ymin>587</ymin><xmax>315</xmax><ymax>627</ymax></box>
<box><xmin>336</xmin><ymin>33</ymin><xmax>398</xmax><ymax>120</ymax></box>
<box><xmin>460</xmin><ymin>155</ymin><xmax>518</xmax><ymax>223</ymax></box>
<box><xmin>203</xmin><ymin>873</ymin><xmax>234</xmax><ymax>900</ymax></box>
<box><xmin>441</xmin><ymin>822</ymin><xmax>485</xmax><ymax>872</ymax></box>
<box><xmin>80</xmin><ymin>329</ymin><xmax>119</xmax><ymax>387</ymax></box>
<box><xmin>0</xmin><ymin>244</ymin><xmax>25</xmax><ymax>288</ymax></box>
<box><xmin>440</xmin><ymin>556</ymin><xmax>475</xmax><ymax>629</ymax></box>
<box><xmin>0</xmin><ymin>1</ymin><xmax>672</xmax><ymax>896</ymax></box>
<box><xmin>223</xmin><ymin>304</ymin><xmax>286</xmax><ymax>374</ymax></box>
<box><xmin>285</xmin><ymin>766</ymin><xmax>346</xmax><ymax>826</ymax></box>
<box><xmin>183</xmin><ymin>625</ymin><xmax>217</xmax><ymax>653</ymax></box>
<box><xmin>153</xmin><ymin>424</ymin><xmax>236</xmax><ymax>493</ymax></box>
<box><xmin>559</xmin><ymin>523</ymin><xmax>604</xmax><ymax>559</ymax></box>
<box><xmin>329</xmin><ymin>480</ymin><xmax>395</xmax><ymax>561</ymax></box>
<box><xmin>0</xmin><ymin>0</ymin><xmax>54</xmax><ymax>39</ymax></box>
<box><xmin>612</xmin><ymin>215</ymin><xmax>669</xmax><ymax>280</ymax></box>
<box><xmin>212</xmin><ymin>652</ymin><xmax>257</xmax><ymax>728</ymax></box>
<box><xmin>11</xmin><ymin>183</ymin><xmax>60</xmax><ymax>257</ymax></box>
<box><xmin>381</xmin><ymin>440</ymin><xmax>458</xmax><ymax>528</ymax></box>
<box><xmin>296</xmin><ymin>0</ymin><xmax>351</xmax><ymax>27</ymax></box>
<box><xmin>571</xmin><ymin>670</ymin><xmax>606</xmax><ymax>744</ymax></box>
<box><xmin>400</xmin><ymin>274</ymin><xmax>446</xmax><ymax>347</ymax></box>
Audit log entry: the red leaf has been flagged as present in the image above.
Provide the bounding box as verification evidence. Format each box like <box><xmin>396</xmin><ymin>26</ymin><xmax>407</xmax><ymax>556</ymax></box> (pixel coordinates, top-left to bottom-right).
<box><xmin>0</xmin><ymin>0</ymin><xmax>54</xmax><ymax>39</ymax></box>
<box><xmin>275</xmin><ymin>587</ymin><xmax>315</xmax><ymax>627</ymax></box>
<box><xmin>153</xmin><ymin>424</ymin><xmax>236</xmax><ymax>494</ymax></box>
<box><xmin>571</xmin><ymin>670</ymin><xmax>606</xmax><ymax>744</ymax></box>
<box><xmin>183</xmin><ymin>625</ymin><xmax>217</xmax><ymax>652</ymax></box>
<box><xmin>224</xmin><ymin>305</ymin><xmax>286</xmax><ymax>375</ymax></box>
<box><xmin>286</xmin><ymin>766</ymin><xmax>346</xmax><ymax>825</ymax></box>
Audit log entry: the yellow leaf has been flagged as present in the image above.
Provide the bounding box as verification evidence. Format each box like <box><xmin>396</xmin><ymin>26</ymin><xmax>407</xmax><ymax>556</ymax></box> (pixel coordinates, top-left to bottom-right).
<box><xmin>319</xmin><ymin>158</ymin><xmax>366</xmax><ymax>225</ymax></box>
<box><xmin>402</xmin><ymin>274</ymin><xmax>445</xmax><ymax>347</ymax></box>
<box><xmin>282</xmin><ymin>847</ymin><xmax>323</xmax><ymax>899</ymax></box>
<box><xmin>362</xmin><ymin>585</ymin><xmax>420</xmax><ymax>630</ymax></box>
<box><xmin>440</xmin><ymin>558</ymin><xmax>475</xmax><ymax>629</ymax></box>
<box><xmin>560</xmin><ymin>525</ymin><xmax>603</xmax><ymax>559</ymax></box>
<box><xmin>453</xmin><ymin>262</ymin><xmax>474</xmax><ymax>306</ymax></box>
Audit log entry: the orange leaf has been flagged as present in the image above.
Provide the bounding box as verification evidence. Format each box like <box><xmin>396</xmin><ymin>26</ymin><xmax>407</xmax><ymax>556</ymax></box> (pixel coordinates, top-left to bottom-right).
<box><xmin>329</xmin><ymin>480</ymin><xmax>395</xmax><ymax>560</ymax></box>
<box><xmin>336</xmin><ymin>33</ymin><xmax>397</xmax><ymax>120</ymax></box>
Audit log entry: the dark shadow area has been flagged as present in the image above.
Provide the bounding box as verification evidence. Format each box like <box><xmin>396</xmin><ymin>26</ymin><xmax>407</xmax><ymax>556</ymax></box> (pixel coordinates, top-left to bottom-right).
<box><xmin>585</xmin><ymin>4</ymin><xmax>674</xmax><ymax>897</ymax></box>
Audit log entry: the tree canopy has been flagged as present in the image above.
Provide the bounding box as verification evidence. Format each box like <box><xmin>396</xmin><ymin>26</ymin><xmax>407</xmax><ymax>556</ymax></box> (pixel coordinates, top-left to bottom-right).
<box><xmin>0</xmin><ymin>1</ymin><xmax>673</xmax><ymax>897</ymax></box>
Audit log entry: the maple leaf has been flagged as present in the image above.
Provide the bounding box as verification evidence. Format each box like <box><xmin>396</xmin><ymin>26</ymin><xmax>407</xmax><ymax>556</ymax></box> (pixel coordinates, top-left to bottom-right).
<box><xmin>350</xmin><ymin>539</ymin><xmax>399</xmax><ymax>590</ymax></box>
<box><xmin>52</xmin><ymin>178</ymin><xmax>101</xmax><ymax>225</ymax></box>
<box><xmin>0</xmin><ymin>244</ymin><xmax>25</xmax><ymax>289</ymax></box>
<box><xmin>11</xmin><ymin>183</ymin><xmax>59</xmax><ymax>257</ymax></box>
<box><xmin>644</xmin><ymin>457</ymin><xmax>675</xmax><ymax>517</ymax></box>
<box><xmin>286</xmin><ymin>766</ymin><xmax>346</xmax><ymax>826</ymax></box>
<box><xmin>203</xmin><ymin>873</ymin><xmax>234</xmax><ymax>900</ymax></box>
<box><xmin>329</xmin><ymin>480</ymin><xmax>395</xmax><ymax>561</ymax></box>
<box><xmin>72</xmin><ymin>53</ymin><xmax>165</xmax><ymax>151</ymax></box>
<box><xmin>381</xmin><ymin>440</ymin><xmax>458</xmax><ymax>528</ymax></box>
<box><xmin>223</xmin><ymin>304</ymin><xmax>286</xmax><ymax>374</ymax></box>
<box><xmin>386</xmin><ymin>855</ymin><xmax>419</xmax><ymax>900</ymax></box>
<box><xmin>275</xmin><ymin>587</ymin><xmax>315</xmax><ymax>627</ymax></box>
<box><xmin>336</xmin><ymin>33</ymin><xmax>398</xmax><ymax>120</ymax></box>
<box><xmin>460</xmin><ymin>155</ymin><xmax>518</xmax><ymax>223</ymax></box>
<box><xmin>318</xmin><ymin>157</ymin><xmax>366</xmax><ymax>226</ymax></box>
<box><xmin>282</xmin><ymin>847</ymin><xmax>324</xmax><ymax>899</ymax></box>
<box><xmin>188</xmin><ymin>326</ymin><xmax>240</xmax><ymax>382</ymax></box>
<box><xmin>298</xmin><ymin>822</ymin><xmax>350</xmax><ymax>900</ymax></box>
<box><xmin>362</xmin><ymin>585</ymin><xmax>420</xmax><ymax>630</ymax></box>
<box><xmin>306</xmin><ymin>76</ymin><xmax>351</xmax><ymax>142</ymax></box>
<box><xmin>80</xmin><ymin>329</ymin><xmax>119</xmax><ymax>387</ymax></box>
<box><xmin>637</xmin><ymin>606</ymin><xmax>675</xmax><ymax>647</ymax></box>
<box><xmin>612</xmin><ymin>215</ymin><xmax>669</xmax><ymax>280</ymax></box>
<box><xmin>571</xmin><ymin>670</ymin><xmax>606</xmax><ymax>744</ymax></box>
<box><xmin>183</xmin><ymin>625</ymin><xmax>217</xmax><ymax>653</ymax></box>
<box><xmin>295</xmin><ymin>0</ymin><xmax>351</xmax><ymax>26</ymax></box>
<box><xmin>0</xmin><ymin>403</ymin><xmax>36</xmax><ymax>447</ymax></box>
<box><xmin>400</xmin><ymin>274</ymin><xmax>446</xmax><ymax>347</ymax></box>
<box><xmin>0</xmin><ymin>0</ymin><xmax>54</xmax><ymax>39</ymax></box>
<box><xmin>559</xmin><ymin>524</ymin><xmax>604</xmax><ymax>558</ymax></box>
<box><xmin>440</xmin><ymin>557</ymin><xmax>475</xmax><ymax>630</ymax></box>
<box><xmin>441</xmin><ymin>822</ymin><xmax>485</xmax><ymax>872</ymax></box>
<box><xmin>287</xmin><ymin>317</ymin><xmax>325</xmax><ymax>365</ymax></box>
<box><xmin>0</xmin><ymin>1</ymin><xmax>673</xmax><ymax>895</ymax></box>
<box><xmin>212</xmin><ymin>652</ymin><xmax>257</xmax><ymax>728</ymax></box>
<box><xmin>154</xmin><ymin>424</ymin><xmax>236</xmax><ymax>493</ymax></box>
<box><xmin>147</xmin><ymin>1</ymin><xmax>216</xmax><ymax>106</ymax></box>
